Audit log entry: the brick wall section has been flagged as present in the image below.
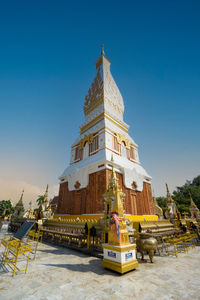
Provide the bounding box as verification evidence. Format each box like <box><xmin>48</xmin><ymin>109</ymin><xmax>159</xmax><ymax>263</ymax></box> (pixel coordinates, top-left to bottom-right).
<box><xmin>57</xmin><ymin>168</ymin><xmax>155</xmax><ymax>215</ymax></box>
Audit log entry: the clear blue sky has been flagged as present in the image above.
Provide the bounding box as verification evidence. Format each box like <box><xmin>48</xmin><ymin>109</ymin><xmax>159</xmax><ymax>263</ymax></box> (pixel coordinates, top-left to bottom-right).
<box><xmin>0</xmin><ymin>0</ymin><xmax>200</xmax><ymax>204</ymax></box>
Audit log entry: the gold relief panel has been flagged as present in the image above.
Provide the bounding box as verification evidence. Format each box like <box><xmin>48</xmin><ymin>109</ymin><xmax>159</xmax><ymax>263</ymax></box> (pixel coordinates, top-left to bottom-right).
<box><xmin>79</xmin><ymin>133</ymin><xmax>95</xmax><ymax>149</ymax></box>
<box><xmin>84</xmin><ymin>96</ymin><xmax>104</xmax><ymax>116</ymax></box>
<box><xmin>116</xmin><ymin>133</ymin><xmax>131</xmax><ymax>149</ymax></box>
<box><xmin>104</xmin><ymin>97</ymin><xmax>123</xmax><ymax>117</ymax></box>
<box><xmin>84</xmin><ymin>69</ymin><xmax>104</xmax><ymax>115</ymax></box>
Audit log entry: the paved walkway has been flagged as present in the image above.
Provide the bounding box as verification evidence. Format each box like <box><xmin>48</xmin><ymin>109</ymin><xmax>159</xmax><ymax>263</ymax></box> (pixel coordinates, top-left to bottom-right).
<box><xmin>0</xmin><ymin>240</ymin><xmax>200</xmax><ymax>300</ymax></box>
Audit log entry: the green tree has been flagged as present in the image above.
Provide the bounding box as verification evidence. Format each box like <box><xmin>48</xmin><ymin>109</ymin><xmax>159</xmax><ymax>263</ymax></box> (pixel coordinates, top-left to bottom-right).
<box><xmin>192</xmin><ymin>175</ymin><xmax>200</xmax><ymax>187</ymax></box>
<box><xmin>0</xmin><ymin>200</ymin><xmax>14</xmax><ymax>217</ymax></box>
<box><xmin>156</xmin><ymin>175</ymin><xmax>200</xmax><ymax>216</ymax></box>
<box><xmin>173</xmin><ymin>176</ymin><xmax>200</xmax><ymax>212</ymax></box>
<box><xmin>156</xmin><ymin>197</ymin><xmax>167</xmax><ymax>214</ymax></box>
<box><xmin>36</xmin><ymin>195</ymin><xmax>45</xmax><ymax>207</ymax></box>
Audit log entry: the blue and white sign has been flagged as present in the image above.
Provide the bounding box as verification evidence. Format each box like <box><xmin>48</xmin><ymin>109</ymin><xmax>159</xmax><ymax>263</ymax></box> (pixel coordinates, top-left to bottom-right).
<box><xmin>125</xmin><ymin>252</ymin><xmax>133</xmax><ymax>260</ymax></box>
<box><xmin>108</xmin><ymin>251</ymin><xmax>116</xmax><ymax>258</ymax></box>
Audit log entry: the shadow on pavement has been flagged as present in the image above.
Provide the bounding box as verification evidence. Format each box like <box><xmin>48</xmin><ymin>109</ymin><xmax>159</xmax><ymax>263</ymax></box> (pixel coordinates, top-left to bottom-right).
<box><xmin>42</xmin><ymin>258</ymin><xmax>120</xmax><ymax>276</ymax></box>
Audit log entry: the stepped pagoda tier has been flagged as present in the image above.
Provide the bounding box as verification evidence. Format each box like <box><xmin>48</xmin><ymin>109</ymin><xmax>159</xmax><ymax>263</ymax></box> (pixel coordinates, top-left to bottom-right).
<box><xmin>57</xmin><ymin>47</ymin><xmax>155</xmax><ymax>215</ymax></box>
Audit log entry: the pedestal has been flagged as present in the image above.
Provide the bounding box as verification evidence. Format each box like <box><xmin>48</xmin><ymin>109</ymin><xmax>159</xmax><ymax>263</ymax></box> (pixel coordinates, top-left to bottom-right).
<box><xmin>102</xmin><ymin>243</ymin><xmax>138</xmax><ymax>274</ymax></box>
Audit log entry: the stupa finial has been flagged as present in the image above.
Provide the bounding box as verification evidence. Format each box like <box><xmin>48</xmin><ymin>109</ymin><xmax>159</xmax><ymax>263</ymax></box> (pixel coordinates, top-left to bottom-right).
<box><xmin>43</xmin><ymin>184</ymin><xmax>49</xmax><ymax>202</ymax></box>
<box><xmin>165</xmin><ymin>183</ymin><xmax>169</xmax><ymax>194</ymax></box>
<box><xmin>101</xmin><ymin>44</ymin><xmax>105</xmax><ymax>55</ymax></box>
<box><xmin>111</xmin><ymin>154</ymin><xmax>114</xmax><ymax>172</ymax></box>
<box><xmin>165</xmin><ymin>183</ymin><xmax>172</xmax><ymax>202</ymax></box>
<box><xmin>108</xmin><ymin>155</ymin><xmax>120</xmax><ymax>192</ymax></box>
<box><xmin>19</xmin><ymin>189</ymin><xmax>24</xmax><ymax>202</ymax></box>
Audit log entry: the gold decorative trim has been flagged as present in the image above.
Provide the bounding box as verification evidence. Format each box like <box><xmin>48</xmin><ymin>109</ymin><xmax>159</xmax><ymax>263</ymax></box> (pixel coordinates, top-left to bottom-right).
<box><xmin>103</xmin><ymin>244</ymin><xmax>136</xmax><ymax>252</ymax></box>
<box><xmin>84</xmin><ymin>96</ymin><xmax>104</xmax><ymax>115</ymax></box>
<box><xmin>80</xmin><ymin>112</ymin><xmax>105</xmax><ymax>134</ymax></box>
<box><xmin>104</xmin><ymin>112</ymin><xmax>129</xmax><ymax>133</ymax></box>
<box><xmin>80</xmin><ymin>112</ymin><xmax>129</xmax><ymax>135</ymax></box>
<box><xmin>79</xmin><ymin>133</ymin><xmax>94</xmax><ymax>149</ymax></box>
<box><xmin>70</xmin><ymin>145</ymin><xmax>140</xmax><ymax>165</ymax></box>
<box><xmin>104</xmin><ymin>96</ymin><xmax>124</xmax><ymax>117</ymax></box>
<box><xmin>72</xmin><ymin>127</ymin><xmax>105</xmax><ymax>149</ymax></box>
<box><xmin>74</xmin><ymin>125</ymin><xmax>137</xmax><ymax>149</ymax></box>
<box><xmin>102</xmin><ymin>258</ymin><xmax>138</xmax><ymax>274</ymax></box>
<box><xmin>116</xmin><ymin>133</ymin><xmax>131</xmax><ymax>149</ymax></box>
<box><xmin>105</xmin><ymin>127</ymin><xmax>138</xmax><ymax>148</ymax></box>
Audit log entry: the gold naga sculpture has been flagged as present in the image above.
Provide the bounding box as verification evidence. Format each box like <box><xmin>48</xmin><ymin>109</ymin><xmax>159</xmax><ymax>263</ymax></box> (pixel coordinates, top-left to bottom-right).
<box><xmin>153</xmin><ymin>197</ymin><xmax>163</xmax><ymax>219</ymax></box>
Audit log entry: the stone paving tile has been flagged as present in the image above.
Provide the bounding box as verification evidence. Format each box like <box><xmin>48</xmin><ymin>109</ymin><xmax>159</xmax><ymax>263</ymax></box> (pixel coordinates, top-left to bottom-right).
<box><xmin>0</xmin><ymin>241</ymin><xmax>200</xmax><ymax>300</ymax></box>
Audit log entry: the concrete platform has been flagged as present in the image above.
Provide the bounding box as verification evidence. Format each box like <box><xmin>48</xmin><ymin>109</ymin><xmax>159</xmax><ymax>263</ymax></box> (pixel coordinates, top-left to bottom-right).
<box><xmin>0</xmin><ymin>238</ymin><xmax>200</xmax><ymax>300</ymax></box>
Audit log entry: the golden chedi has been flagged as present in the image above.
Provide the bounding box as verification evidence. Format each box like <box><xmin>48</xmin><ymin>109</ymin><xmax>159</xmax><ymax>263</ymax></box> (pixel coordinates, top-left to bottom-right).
<box><xmin>102</xmin><ymin>161</ymin><xmax>138</xmax><ymax>274</ymax></box>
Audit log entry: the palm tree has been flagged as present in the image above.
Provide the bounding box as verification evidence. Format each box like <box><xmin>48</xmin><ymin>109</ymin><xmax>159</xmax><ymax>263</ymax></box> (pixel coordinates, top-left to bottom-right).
<box><xmin>36</xmin><ymin>195</ymin><xmax>45</xmax><ymax>207</ymax></box>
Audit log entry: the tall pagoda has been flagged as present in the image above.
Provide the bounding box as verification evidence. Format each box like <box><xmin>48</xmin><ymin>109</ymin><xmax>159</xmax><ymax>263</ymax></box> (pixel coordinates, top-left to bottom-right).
<box><xmin>57</xmin><ymin>47</ymin><xmax>155</xmax><ymax>216</ymax></box>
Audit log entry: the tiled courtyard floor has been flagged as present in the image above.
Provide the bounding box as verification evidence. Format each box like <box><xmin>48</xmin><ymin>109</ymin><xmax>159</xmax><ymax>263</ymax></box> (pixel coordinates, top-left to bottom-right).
<box><xmin>0</xmin><ymin>239</ymin><xmax>200</xmax><ymax>300</ymax></box>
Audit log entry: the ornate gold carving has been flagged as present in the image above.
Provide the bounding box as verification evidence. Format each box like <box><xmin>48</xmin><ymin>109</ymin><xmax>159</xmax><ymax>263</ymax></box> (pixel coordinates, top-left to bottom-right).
<box><xmin>84</xmin><ymin>69</ymin><xmax>104</xmax><ymax>115</ymax></box>
<box><xmin>116</xmin><ymin>133</ymin><xmax>131</xmax><ymax>149</ymax></box>
<box><xmin>79</xmin><ymin>133</ymin><xmax>94</xmax><ymax>149</ymax></box>
<box><xmin>103</xmin><ymin>161</ymin><xmax>132</xmax><ymax>247</ymax></box>
<box><xmin>80</xmin><ymin>112</ymin><xmax>129</xmax><ymax>135</ymax></box>
<box><xmin>80</xmin><ymin>112</ymin><xmax>104</xmax><ymax>134</ymax></box>
<box><xmin>84</xmin><ymin>52</ymin><xmax>124</xmax><ymax>118</ymax></box>
<box><xmin>104</xmin><ymin>97</ymin><xmax>123</xmax><ymax>116</ymax></box>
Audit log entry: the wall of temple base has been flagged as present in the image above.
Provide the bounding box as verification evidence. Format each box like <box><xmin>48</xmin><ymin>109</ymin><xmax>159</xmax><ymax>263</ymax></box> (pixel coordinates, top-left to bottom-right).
<box><xmin>56</xmin><ymin>169</ymin><xmax>155</xmax><ymax>215</ymax></box>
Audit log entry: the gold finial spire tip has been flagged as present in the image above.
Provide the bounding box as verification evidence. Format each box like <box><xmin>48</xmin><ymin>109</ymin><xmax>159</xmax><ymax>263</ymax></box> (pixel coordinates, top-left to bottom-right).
<box><xmin>101</xmin><ymin>44</ymin><xmax>105</xmax><ymax>55</ymax></box>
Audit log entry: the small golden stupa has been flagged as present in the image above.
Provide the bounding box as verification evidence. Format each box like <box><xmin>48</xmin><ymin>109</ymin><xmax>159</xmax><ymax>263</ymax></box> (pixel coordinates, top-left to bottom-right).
<box><xmin>24</xmin><ymin>201</ymin><xmax>36</xmax><ymax>220</ymax></box>
<box><xmin>103</xmin><ymin>162</ymin><xmax>129</xmax><ymax>246</ymax></box>
<box><xmin>165</xmin><ymin>183</ymin><xmax>180</xmax><ymax>221</ymax></box>
<box><xmin>12</xmin><ymin>190</ymin><xmax>25</xmax><ymax>221</ymax></box>
<box><xmin>189</xmin><ymin>192</ymin><xmax>199</xmax><ymax>220</ymax></box>
<box><xmin>102</xmin><ymin>158</ymin><xmax>138</xmax><ymax>274</ymax></box>
<box><xmin>38</xmin><ymin>184</ymin><xmax>52</xmax><ymax>220</ymax></box>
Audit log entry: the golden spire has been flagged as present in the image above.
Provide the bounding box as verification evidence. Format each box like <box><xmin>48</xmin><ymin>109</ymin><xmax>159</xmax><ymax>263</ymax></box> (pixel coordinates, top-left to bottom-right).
<box><xmin>166</xmin><ymin>183</ymin><xmax>170</xmax><ymax>199</ymax></box>
<box><xmin>108</xmin><ymin>155</ymin><xmax>119</xmax><ymax>191</ymax></box>
<box><xmin>111</xmin><ymin>154</ymin><xmax>115</xmax><ymax>176</ymax></box>
<box><xmin>165</xmin><ymin>183</ymin><xmax>174</xmax><ymax>203</ymax></box>
<box><xmin>19</xmin><ymin>189</ymin><xmax>24</xmax><ymax>203</ymax></box>
<box><xmin>14</xmin><ymin>189</ymin><xmax>25</xmax><ymax>217</ymax></box>
<box><xmin>101</xmin><ymin>44</ymin><xmax>105</xmax><ymax>55</ymax></box>
<box><xmin>165</xmin><ymin>183</ymin><xmax>180</xmax><ymax>219</ymax></box>
<box><xmin>43</xmin><ymin>184</ymin><xmax>49</xmax><ymax>203</ymax></box>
